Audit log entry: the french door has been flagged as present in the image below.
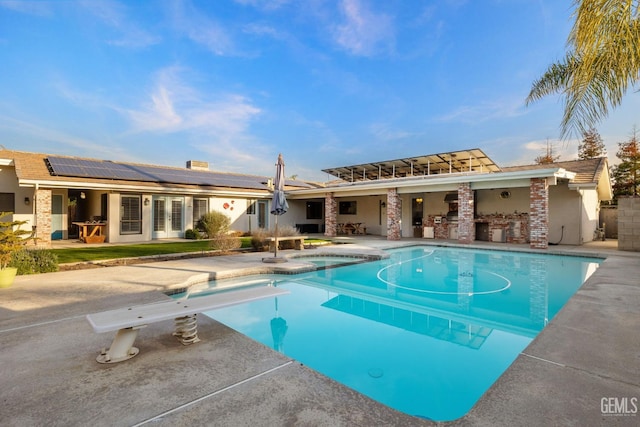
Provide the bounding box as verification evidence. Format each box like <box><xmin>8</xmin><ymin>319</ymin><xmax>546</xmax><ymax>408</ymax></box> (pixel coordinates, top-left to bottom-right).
<box><xmin>152</xmin><ymin>196</ymin><xmax>184</xmax><ymax>239</ymax></box>
<box><xmin>51</xmin><ymin>194</ymin><xmax>63</xmax><ymax>240</ymax></box>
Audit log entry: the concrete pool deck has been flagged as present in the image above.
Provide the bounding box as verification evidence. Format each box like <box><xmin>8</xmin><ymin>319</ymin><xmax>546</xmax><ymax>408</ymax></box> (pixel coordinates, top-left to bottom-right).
<box><xmin>1</xmin><ymin>238</ymin><xmax>638</xmax><ymax>426</ymax></box>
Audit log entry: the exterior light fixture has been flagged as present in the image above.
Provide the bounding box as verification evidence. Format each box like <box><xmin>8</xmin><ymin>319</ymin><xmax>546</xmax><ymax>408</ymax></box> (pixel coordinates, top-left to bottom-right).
<box><xmin>24</xmin><ymin>197</ymin><xmax>30</xmax><ymax>205</ymax></box>
<box><xmin>144</xmin><ymin>197</ymin><xmax>150</xmax><ymax>206</ymax></box>
<box><xmin>80</xmin><ymin>192</ymin><xmax>86</xmax><ymax>199</ymax></box>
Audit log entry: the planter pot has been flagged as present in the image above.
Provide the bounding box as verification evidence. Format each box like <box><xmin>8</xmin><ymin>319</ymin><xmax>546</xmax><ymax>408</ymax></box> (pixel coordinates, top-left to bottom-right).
<box><xmin>0</xmin><ymin>267</ymin><xmax>18</xmax><ymax>288</ymax></box>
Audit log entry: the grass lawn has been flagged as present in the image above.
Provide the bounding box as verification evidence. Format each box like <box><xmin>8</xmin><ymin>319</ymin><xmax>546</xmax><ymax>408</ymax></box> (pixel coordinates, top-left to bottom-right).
<box><xmin>52</xmin><ymin>237</ymin><xmax>329</xmax><ymax>264</ymax></box>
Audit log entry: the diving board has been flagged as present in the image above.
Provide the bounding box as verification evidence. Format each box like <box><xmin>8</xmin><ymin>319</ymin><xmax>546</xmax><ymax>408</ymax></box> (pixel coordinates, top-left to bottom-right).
<box><xmin>87</xmin><ymin>286</ymin><xmax>290</xmax><ymax>364</ymax></box>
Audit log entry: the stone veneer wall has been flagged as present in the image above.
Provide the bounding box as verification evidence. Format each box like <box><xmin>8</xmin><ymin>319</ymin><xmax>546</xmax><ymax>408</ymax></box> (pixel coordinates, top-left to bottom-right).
<box><xmin>529</xmin><ymin>178</ymin><xmax>549</xmax><ymax>249</ymax></box>
<box><xmin>474</xmin><ymin>213</ymin><xmax>530</xmax><ymax>244</ymax></box>
<box><xmin>457</xmin><ymin>182</ymin><xmax>474</xmax><ymax>244</ymax></box>
<box><xmin>618</xmin><ymin>196</ymin><xmax>640</xmax><ymax>251</ymax></box>
<box><xmin>35</xmin><ymin>188</ymin><xmax>52</xmax><ymax>247</ymax></box>
<box><xmin>386</xmin><ymin>188</ymin><xmax>401</xmax><ymax>240</ymax></box>
<box><xmin>324</xmin><ymin>192</ymin><xmax>337</xmax><ymax>237</ymax></box>
<box><xmin>422</xmin><ymin>217</ymin><xmax>453</xmax><ymax>239</ymax></box>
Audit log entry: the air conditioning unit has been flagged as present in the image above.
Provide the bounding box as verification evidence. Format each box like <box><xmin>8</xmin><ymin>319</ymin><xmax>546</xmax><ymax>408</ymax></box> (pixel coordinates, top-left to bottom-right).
<box><xmin>423</xmin><ymin>227</ymin><xmax>435</xmax><ymax>239</ymax></box>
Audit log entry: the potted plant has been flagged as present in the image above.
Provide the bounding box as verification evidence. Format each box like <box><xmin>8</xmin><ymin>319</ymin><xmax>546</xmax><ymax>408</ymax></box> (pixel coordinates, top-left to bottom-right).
<box><xmin>0</xmin><ymin>212</ymin><xmax>32</xmax><ymax>288</ymax></box>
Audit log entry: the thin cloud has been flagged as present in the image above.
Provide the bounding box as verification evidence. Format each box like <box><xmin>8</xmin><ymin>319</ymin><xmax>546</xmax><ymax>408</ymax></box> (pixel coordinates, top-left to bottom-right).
<box><xmin>0</xmin><ymin>0</ymin><xmax>53</xmax><ymax>16</ymax></box>
<box><xmin>125</xmin><ymin>67</ymin><xmax>262</xmax><ymax>142</ymax></box>
<box><xmin>0</xmin><ymin>114</ymin><xmax>124</xmax><ymax>158</ymax></box>
<box><xmin>167</xmin><ymin>0</ymin><xmax>234</xmax><ymax>55</ymax></box>
<box><xmin>368</xmin><ymin>123</ymin><xmax>413</xmax><ymax>141</ymax></box>
<box><xmin>79</xmin><ymin>0</ymin><xmax>160</xmax><ymax>49</ymax></box>
<box><xmin>523</xmin><ymin>138</ymin><xmax>578</xmax><ymax>162</ymax></box>
<box><xmin>233</xmin><ymin>0</ymin><xmax>291</xmax><ymax>11</ymax></box>
<box><xmin>434</xmin><ymin>98</ymin><xmax>526</xmax><ymax>124</ymax></box>
<box><xmin>333</xmin><ymin>0</ymin><xmax>394</xmax><ymax>56</ymax></box>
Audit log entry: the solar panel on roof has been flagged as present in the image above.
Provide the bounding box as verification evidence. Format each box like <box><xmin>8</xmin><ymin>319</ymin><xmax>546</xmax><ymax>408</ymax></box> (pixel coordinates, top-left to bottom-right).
<box><xmin>45</xmin><ymin>156</ymin><xmax>274</xmax><ymax>190</ymax></box>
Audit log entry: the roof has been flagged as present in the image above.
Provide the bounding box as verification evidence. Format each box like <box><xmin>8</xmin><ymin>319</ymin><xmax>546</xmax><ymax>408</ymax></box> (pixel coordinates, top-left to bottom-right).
<box><xmin>501</xmin><ymin>157</ymin><xmax>608</xmax><ymax>186</ymax></box>
<box><xmin>321</xmin><ymin>148</ymin><xmax>500</xmax><ymax>182</ymax></box>
<box><xmin>290</xmin><ymin>156</ymin><xmax>612</xmax><ymax>199</ymax></box>
<box><xmin>502</xmin><ymin>157</ymin><xmax>612</xmax><ymax>201</ymax></box>
<box><xmin>0</xmin><ymin>149</ymin><xmax>316</xmax><ymax>193</ymax></box>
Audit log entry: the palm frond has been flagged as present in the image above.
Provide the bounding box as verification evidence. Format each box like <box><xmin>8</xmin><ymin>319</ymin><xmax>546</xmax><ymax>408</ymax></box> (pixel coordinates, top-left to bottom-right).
<box><xmin>527</xmin><ymin>0</ymin><xmax>640</xmax><ymax>138</ymax></box>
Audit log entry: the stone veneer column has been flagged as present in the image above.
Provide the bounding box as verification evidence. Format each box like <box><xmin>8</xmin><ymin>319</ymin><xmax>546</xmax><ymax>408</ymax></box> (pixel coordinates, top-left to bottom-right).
<box><xmin>386</xmin><ymin>188</ymin><xmax>401</xmax><ymax>240</ymax></box>
<box><xmin>457</xmin><ymin>182</ymin><xmax>474</xmax><ymax>244</ymax></box>
<box><xmin>529</xmin><ymin>178</ymin><xmax>549</xmax><ymax>249</ymax></box>
<box><xmin>324</xmin><ymin>192</ymin><xmax>337</xmax><ymax>237</ymax></box>
<box><xmin>35</xmin><ymin>188</ymin><xmax>52</xmax><ymax>247</ymax></box>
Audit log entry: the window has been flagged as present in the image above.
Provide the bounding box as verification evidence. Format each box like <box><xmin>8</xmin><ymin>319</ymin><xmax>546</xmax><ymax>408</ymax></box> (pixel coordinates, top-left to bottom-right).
<box><xmin>193</xmin><ymin>198</ymin><xmax>208</xmax><ymax>223</ymax></box>
<box><xmin>120</xmin><ymin>195</ymin><xmax>141</xmax><ymax>234</ymax></box>
<box><xmin>339</xmin><ymin>201</ymin><xmax>357</xmax><ymax>215</ymax></box>
<box><xmin>246</xmin><ymin>199</ymin><xmax>256</xmax><ymax>215</ymax></box>
<box><xmin>306</xmin><ymin>201</ymin><xmax>323</xmax><ymax>219</ymax></box>
<box><xmin>100</xmin><ymin>193</ymin><xmax>108</xmax><ymax>221</ymax></box>
<box><xmin>0</xmin><ymin>193</ymin><xmax>15</xmax><ymax>213</ymax></box>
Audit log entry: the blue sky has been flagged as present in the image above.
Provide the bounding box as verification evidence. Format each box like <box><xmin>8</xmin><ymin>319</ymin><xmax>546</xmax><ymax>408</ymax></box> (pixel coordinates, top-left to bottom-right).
<box><xmin>1</xmin><ymin>0</ymin><xmax>637</xmax><ymax>182</ymax></box>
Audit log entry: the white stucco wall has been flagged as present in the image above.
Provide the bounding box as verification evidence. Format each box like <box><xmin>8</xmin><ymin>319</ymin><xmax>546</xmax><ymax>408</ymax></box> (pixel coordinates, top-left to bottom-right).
<box><xmin>0</xmin><ymin>166</ymin><xmax>36</xmax><ymax>232</ymax></box>
<box><xmin>333</xmin><ymin>196</ymin><xmax>386</xmax><ymax>236</ymax></box>
<box><xmin>548</xmin><ymin>184</ymin><xmax>581</xmax><ymax>245</ymax></box>
<box><xmin>0</xmin><ymin>167</ymin><xmax>34</xmax><ymax>216</ymax></box>
<box><xmin>476</xmin><ymin>188</ymin><xmax>530</xmax><ymax>216</ymax></box>
<box><xmin>210</xmin><ymin>196</ymin><xmax>247</xmax><ymax>231</ymax></box>
<box><xmin>580</xmin><ymin>188</ymin><xmax>601</xmax><ymax>244</ymax></box>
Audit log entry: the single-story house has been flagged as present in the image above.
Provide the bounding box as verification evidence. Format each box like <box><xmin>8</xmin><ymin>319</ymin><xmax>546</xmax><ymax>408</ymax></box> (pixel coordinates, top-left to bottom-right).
<box><xmin>0</xmin><ymin>148</ymin><xmax>612</xmax><ymax>249</ymax></box>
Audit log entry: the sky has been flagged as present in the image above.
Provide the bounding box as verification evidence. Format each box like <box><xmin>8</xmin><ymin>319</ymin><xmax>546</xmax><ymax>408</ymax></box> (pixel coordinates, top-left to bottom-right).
<box><xmin>0</xmin><ymin>0</ymin><xmax>638</xmax><ymax>183</ymax></box>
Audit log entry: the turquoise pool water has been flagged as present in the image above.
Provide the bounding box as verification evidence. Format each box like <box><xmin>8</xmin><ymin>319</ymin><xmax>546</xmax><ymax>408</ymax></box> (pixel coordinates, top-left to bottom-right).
<box><xmin>186</xmin><ymin>246</ymin><xmax>601</xmax><ymax>421</ymax></box>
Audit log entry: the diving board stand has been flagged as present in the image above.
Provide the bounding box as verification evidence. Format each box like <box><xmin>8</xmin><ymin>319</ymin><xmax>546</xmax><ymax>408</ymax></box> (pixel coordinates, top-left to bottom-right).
<box><xmin>87</xmin><ymin>286</ymin><xmax>290</xmax><ymax>364</ymax></box>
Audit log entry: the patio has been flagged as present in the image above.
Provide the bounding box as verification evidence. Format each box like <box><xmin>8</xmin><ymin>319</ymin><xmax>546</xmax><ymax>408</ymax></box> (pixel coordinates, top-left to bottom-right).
<box><xmin>1</xmin><ymin>238</ymin><xmax>638</xmax><ymax>426</ymax></box>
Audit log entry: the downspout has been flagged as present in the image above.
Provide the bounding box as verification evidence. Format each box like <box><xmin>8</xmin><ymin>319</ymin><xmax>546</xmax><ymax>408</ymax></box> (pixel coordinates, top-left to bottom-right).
<box><xmin>578</xmin><ymin>189</ymin><xmax>583</xmax><ymax>244</ymax></box>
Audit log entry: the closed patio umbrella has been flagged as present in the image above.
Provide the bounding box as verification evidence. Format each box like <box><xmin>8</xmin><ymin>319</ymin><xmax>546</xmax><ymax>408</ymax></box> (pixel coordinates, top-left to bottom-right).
<box><xmin>263</xmin><ymin>153</ymin><xmax>289</xmax><ymax>263</ymax></box>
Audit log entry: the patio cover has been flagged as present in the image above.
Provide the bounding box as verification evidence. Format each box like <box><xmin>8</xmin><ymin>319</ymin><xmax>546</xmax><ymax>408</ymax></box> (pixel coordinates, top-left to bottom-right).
<box><xmin>322</xmin><ymin>148</ymin><xmax>500</xmax><ymax>182</ymax></box>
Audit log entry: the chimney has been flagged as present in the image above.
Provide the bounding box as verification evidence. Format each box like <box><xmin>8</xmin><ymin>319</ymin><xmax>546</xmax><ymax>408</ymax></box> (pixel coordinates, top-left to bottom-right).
<box><xmin>186</xmin><ymin>160</ymin><xmax>209</xmax><ymax>171</ymax></box>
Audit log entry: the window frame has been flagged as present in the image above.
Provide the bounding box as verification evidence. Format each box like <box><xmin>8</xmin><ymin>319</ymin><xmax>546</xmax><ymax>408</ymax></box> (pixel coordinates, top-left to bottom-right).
<box><xmin>120</xmin><ymin>195</ymin><xmax>142</xmax><ymax>235</ymax></box>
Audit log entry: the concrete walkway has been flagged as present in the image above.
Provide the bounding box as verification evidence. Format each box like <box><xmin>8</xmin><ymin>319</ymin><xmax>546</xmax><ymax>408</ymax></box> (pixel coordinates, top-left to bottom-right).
<box><xmin>1</xmin><ymin>239</ymin><xmax>638</xmax><ymax>426</ymax></box>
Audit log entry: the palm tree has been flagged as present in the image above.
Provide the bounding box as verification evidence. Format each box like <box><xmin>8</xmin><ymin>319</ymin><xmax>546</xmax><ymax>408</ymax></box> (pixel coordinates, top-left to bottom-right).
<box><xmin>526</xmin><ymin>0</ymin><xmax>640</xmax><ymax>138</ymax></box>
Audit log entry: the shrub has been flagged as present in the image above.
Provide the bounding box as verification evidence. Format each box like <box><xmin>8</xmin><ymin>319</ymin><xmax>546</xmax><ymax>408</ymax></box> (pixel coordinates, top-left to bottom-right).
<box><xmin>249</xmin><ymin>226</ymin><xmax>300</xmax><ymax>251</ymax></box>
<box><xmin>250</xmin><ymin>228</ymin><xmax>270</xmax><ymax>251</ymax></box>
<box><xmin>197</xmin><ymin>211</ymin><xmax>231</xmax><ymax>238</ymax></box>
<box><xmin>10</xmin><ymin>248</ymin><xmax>59</xmax><ymax>275</ymax></box>
<box><xmin>184</xmin><ymin>229</ymin><xmax>199</xmax><ymax>240</ymax></box>
<box><xmin>209</xmin><ymin>235</ymin><xmax>242</xmax><ymax>252</ymax></box>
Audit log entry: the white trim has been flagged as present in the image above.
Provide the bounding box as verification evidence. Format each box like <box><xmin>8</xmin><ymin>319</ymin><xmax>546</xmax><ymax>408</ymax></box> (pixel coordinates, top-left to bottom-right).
<box><xmin>288</xmin><ymin>168</ymin><xmax>576</xmax><ymax>198</ymax></box>
<box><xmin>17</xmin><ymin>179</ymin><xmax>270</xmax><ymax>198</ymax></box>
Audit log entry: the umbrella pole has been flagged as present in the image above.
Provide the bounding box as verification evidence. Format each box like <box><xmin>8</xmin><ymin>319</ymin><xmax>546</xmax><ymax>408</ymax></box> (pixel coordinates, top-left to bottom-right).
<box><xmin>274</xmin><ymin>215</ymin><xmax>278</xmax><ymax>258</ymax></box>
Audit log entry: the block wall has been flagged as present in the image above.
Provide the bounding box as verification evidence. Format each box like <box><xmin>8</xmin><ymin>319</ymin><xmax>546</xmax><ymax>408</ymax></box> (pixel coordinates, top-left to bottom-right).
<box><xmin>618</xmin><ymin>196</ymin><xmax>640</xmax><ymax>251</ymax></box>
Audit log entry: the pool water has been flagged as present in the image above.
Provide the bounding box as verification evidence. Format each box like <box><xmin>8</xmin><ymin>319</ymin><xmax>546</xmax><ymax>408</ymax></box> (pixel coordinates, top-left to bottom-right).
<box><xmin>187</xmin><ymin>246</ymin><xmax>601</xmax><ymax>421</ymax></box>
<box><xmin>292</xmin><ymin>255</ymin><xmax>370</xmax><ymax>268</ymax></box>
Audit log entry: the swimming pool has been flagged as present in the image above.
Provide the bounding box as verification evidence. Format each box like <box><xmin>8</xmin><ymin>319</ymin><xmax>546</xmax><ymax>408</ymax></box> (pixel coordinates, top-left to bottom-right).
<box><xmin>185</xmin><ymin>246</ymin><xmax>601</xmax><ymax>421</ymax></box>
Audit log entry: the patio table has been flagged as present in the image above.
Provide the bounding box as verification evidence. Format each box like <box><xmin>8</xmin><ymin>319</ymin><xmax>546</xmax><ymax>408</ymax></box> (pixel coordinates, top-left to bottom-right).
<box><xmin>73</xmin><ymin>221</ymin><xmax>107</xmax><ymax>243</ymax></box>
